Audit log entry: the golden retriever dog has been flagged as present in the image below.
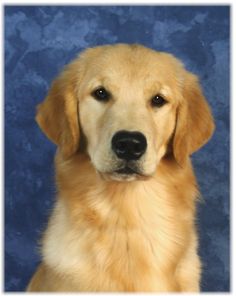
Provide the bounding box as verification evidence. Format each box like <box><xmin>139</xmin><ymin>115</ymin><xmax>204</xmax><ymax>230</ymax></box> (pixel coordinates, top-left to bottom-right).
<box><xmin>27</xmin><ymin>44</ymin><xmax>215</xmax><ymax>292</ymax></box>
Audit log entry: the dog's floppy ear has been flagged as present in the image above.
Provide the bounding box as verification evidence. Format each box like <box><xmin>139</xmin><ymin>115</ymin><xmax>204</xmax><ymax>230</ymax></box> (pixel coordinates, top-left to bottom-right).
<box><xmin>36</xmin><ymin>62</ymin><xmax>80</xmax><ymax>159</ymax></box>
<box><xmin>173</xmin><ymin>73</ymin><xmax>215</xmax><ymax>165</ymax></box>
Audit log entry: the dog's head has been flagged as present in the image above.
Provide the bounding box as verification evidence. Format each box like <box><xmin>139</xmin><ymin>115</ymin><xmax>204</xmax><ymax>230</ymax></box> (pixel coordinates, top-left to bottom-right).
<box><xmin>36</xmin><ymin>44</ymin><xmax>215</xmax><ymax>181</ymax></box>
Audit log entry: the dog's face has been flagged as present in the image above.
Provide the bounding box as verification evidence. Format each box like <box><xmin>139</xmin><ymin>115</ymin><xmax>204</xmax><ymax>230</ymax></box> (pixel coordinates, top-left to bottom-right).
<box><xmin>36</xmin><ymin>44</ymin><xmax>215</xmax><ymax>181</ymax></box>
<box><xmin>78</xmin><ymin>46</ymin><xmax>181</xmax><ymax>181</ymax></box>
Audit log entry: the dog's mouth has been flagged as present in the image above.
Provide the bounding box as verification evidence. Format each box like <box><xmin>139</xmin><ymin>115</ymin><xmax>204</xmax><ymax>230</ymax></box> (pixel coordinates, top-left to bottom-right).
<box><xmin>100</xmin><ymin>164</ymin><xmax>150</xmax><ymax>182</ymax></box>
<box><xmin>115</xmin><ymin>166</ymin><xmax>138</xmax><ymax>175</ymax></box>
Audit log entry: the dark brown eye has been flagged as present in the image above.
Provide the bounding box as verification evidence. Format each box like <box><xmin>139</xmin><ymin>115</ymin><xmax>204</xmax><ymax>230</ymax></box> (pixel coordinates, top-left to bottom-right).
<box><xmin>92</xmin><ymin>87</ymin><xmax>110</xmax><ymax>102</ymax></box>
<box><xmin>151</xmin><ymin>94</ymin><xmax>167</xmax><ymax>108</ymax></box>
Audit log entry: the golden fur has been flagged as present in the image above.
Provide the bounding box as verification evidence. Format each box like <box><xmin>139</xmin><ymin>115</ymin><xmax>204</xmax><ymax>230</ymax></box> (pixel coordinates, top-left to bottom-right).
<box><xmin>27</xmin><ymin>44</ymin><xmax>215</xmax><ymax>292</ymax></box>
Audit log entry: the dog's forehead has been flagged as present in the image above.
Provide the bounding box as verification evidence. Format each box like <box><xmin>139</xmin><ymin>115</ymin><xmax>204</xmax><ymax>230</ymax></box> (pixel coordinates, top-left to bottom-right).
<box><xmin>81</xmin><ymin>45</ymin><xmax>185</xmax><ymax>89</ymax></box>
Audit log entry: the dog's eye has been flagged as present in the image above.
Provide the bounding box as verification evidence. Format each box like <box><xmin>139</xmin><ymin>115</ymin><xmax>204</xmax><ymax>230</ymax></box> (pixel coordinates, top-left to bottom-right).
<box><xmin>151</xmin><ymin>94</ymin><xmax>167</xmax><ymax>108</ymax></box>
<box><xmin>92</xmin><ymin>87</ymin><xmax>110</xmax><ymax>102</ymax></box>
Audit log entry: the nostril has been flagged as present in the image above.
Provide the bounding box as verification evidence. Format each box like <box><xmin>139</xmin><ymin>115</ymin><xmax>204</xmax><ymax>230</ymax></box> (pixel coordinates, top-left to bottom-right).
<box><xmin>112</xmin><ymin>131</ymin><xmax>147</xmax><ymax>161</ymax></box>
<box><xmin>116</xmin><ymin>140</ymin><xmax>127</xmax><ymax>154</ymax></box>
<box><xmin>133</xmin><ymin>142</ymin><xmax>144</xmax><ymax>154</ymax></box>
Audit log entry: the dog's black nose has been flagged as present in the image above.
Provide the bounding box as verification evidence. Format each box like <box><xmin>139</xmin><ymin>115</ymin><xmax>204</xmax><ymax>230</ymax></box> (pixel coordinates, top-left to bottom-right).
<box><xmin>112</xmin><ymin>131</ymin><xmax>147</xmax><ymax>161</ymax></box>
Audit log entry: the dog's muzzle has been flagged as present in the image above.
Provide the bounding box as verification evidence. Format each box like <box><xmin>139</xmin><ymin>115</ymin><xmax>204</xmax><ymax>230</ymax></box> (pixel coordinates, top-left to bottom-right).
<box><xmin>111</xmin><ymin>130</ymin><xmax>147</xmax><ymax>176</ymax></box>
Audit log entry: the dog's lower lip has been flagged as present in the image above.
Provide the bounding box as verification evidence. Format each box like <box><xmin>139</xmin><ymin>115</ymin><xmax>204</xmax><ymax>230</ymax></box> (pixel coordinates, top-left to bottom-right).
<box><xmin>115</xmin><ymin>167</ymin><xmax>137</xmax><ymax>175</ymax></box>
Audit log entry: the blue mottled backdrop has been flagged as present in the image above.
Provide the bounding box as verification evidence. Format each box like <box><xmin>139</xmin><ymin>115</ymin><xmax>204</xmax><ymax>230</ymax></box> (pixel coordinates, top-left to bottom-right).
<box><xmin>4</xmin><ymin>5</ymin><xmax>230</xmax><ymax>292</ymax></box>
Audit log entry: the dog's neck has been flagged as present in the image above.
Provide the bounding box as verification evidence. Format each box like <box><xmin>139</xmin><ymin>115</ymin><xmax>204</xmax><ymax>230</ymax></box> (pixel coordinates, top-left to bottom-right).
<box><xmin>53</xmin><ymin>152</ymin><xmax>197</xmax><ymax>228</ymax></box>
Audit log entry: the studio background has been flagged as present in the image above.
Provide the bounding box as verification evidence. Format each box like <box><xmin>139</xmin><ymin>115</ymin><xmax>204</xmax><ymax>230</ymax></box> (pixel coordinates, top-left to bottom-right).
<box><xmin>4</xmin><ymin>5</ymin><xmax>230</xmax><ymax>292</ymax></box>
